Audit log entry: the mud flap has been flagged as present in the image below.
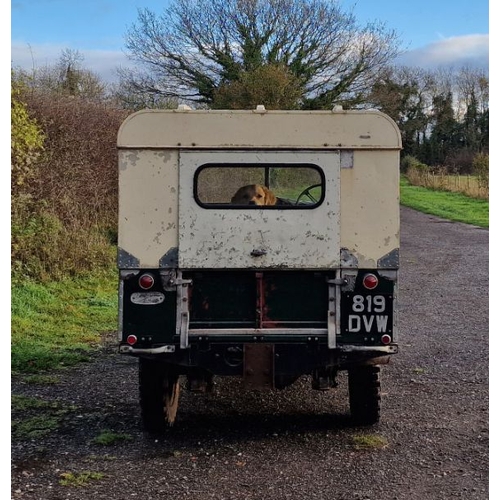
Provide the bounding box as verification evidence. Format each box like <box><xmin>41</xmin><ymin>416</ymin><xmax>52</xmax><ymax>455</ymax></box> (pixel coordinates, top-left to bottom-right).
<box><xmin>243</xmin><ymin>344</ymin><xmax>275</xmax><ymax>390</ymax></box>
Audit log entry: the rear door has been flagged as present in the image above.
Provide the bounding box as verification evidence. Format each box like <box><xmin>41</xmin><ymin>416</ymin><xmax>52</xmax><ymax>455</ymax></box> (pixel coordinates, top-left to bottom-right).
<box><xmin>178</xmin><ymin>151</ymin><xmax>340</xmax><ymax>269</ymax></box>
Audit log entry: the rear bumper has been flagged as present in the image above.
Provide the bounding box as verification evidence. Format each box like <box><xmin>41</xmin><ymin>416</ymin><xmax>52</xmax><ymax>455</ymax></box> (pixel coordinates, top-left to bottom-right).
<box><xmin>119</xmin><ymin>343</ymin><xmax>397</xmax><ymax>356</ymax></box>
<box><xmin>119</xmin><ymin>341</ymin><xmax>398</xmax><ymax>380</ymax></box>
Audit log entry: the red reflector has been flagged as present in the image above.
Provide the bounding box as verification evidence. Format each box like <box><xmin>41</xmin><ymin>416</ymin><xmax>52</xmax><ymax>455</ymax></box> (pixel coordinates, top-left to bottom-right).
<box><xmin>139</xmin><ymin>274</ymin><xmax>154</xmax><ymax>290</ymax></box>
<box><xmin>362</xmin><ymin>273</ymin><xmax>378</xmax><ymax>290</ymax></box>
<box><xmin>381</xmin><ymin>334</ymin><xmax>391</xmax><ymax>345</ymax></box>
<box><xmin>126</xmin><ymin>335</ymin><xmax>138</xmax><ymax>345</ymax></box>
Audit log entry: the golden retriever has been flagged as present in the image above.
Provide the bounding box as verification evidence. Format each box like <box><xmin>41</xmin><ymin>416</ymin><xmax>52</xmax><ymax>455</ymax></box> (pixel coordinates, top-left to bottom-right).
<box><xmin>230</xmin><ymin>184</ymin><xmax>277</xmax><ymax>206</ymax></box>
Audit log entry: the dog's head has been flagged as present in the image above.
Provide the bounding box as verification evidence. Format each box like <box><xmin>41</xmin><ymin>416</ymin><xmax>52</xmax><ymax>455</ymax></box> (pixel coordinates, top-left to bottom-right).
<box><xmin>230</xmin><ymin>184</ymin><xmax>277</xmax><ymax>206</ymax></box>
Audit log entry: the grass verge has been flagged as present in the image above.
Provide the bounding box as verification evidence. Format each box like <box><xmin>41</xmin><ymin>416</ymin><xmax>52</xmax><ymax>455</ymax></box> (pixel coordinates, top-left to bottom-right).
<box><xmin>11</xmin><ymin>269</ymin><xmax>118</xmax><ymax>373</ymax></box>
<box><xmin>400</xmin><ymin>177</ymin><xmax>489</xmax><ymax>228</ymax></box>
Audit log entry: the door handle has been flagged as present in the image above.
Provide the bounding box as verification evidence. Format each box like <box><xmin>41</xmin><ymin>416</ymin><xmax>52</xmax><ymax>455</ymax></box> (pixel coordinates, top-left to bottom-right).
<box><xmin>250</xmin><ymin>248</ymin><xmax>267</xmax><ymax>257</ymax></box>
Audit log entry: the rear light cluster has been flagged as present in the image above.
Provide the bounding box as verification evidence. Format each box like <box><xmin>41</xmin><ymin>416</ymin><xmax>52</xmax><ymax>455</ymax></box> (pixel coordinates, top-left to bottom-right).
<box><xmin>361</xmin><ymin>272</ymin><xmax>392</xmax><ymax>345</ymax></box>
<box><xmin>124</xmin><ymin>274</ymin><xmax>156</xmax><ymax>347</ymax></box>
<box><xmin>362</xmin><ymin>273</ymin><xmax>378</xmax><ymax>290</ymax></box>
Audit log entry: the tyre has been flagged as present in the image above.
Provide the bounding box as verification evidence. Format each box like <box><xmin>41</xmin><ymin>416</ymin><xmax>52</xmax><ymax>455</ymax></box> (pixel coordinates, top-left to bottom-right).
<box><xmin>348</xmin><ymin>365</ymin><xmax>381</xmax><ymax>425</ymax></box>
<box><xmin>139</xmin><ymin>358</ymin><xmax>180</xmax><ymax>434</ymax></box>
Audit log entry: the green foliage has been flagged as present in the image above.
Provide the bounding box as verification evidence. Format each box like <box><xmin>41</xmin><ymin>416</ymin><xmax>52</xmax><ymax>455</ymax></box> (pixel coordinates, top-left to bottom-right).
<box><xmin>12</xmin><ymin>415</ymin><xmax>60</xmax><ymax>439</ymax></box>
<box><xmin>473</xmin><ymin>153</ymin><xmax>489</xmax><ymax>190</ymax></box>
<box><xmin>91</xmin><ymin>430</ymin><xmax>134</xmax><ymax>446</ymax></box>
<box><xmin>11</xmin><ymin>394</ymin><xmax>58</xmax><ymax>411</ymax></box>
<box><xmin>59</xmin><ymin>471</ymin><xmax>105</xmax><ymax>487</ymax></box>
<box><xmin>11</xmin><ymin>270</ymin><xmax>118</xmax><ymax>373</ymax></box>
<box><xmin>400</xmin><ymin>177</ymin><xmax>488</xmax><ymax>228</ymax></box>
<box><xmin>12</xmin><ymin>196</ymin><xmax>62</xmax><ymax>281</ymax></box>
<box><xmin>425</xmin><ymin>92</ymin><xmax>462</xmax><ymax>166</ymax></box>
<box><xmin>11</xmin><ymin>80</ymin><xmax>127</xmax><ymax>282</ymax></box>
<box><xmin>23</xmin><ymin>374</ymin><xmax>60</xmax><ymax>385</ymax></box>
<box><xmin>369</xmin><ymin>65</ymin><xmax>488</xmax><ymax>172</ymax></box>
<box><xmin>351</xmin><ymin>434</ymin><xmax>388</xmax><ymax>450</ymax></box>
<box><xmin>368</xmin><ymin>67</ymin><xmax>430</xmax><ymax>157</ymax></box>
<box><xmin>11</xmin><ymin>395</ymin><xmax>77</xmax><ymax>438</ymax></box>
<box><xmin>11</xmin><ymin>81</ymin><xmax>45</xmax><ymax>189</ymax></box>
<box><xmin>400</xmin><ymin>155</ymin><xmax>430</xmax><ymax>174</ymax></box>
<box><xmin>11</xmin><ymin>342</ymin><xmax>91</xmax><ymax>373</ymax></box>
<box><xmin>212</xmin><ymin>64</ymin><xmax>303</xmax><ymax>110</ymax></box>
<box><xmin>11</xmin><ymin>195</ymin><xmax>116</xmax><ymax>282</ymax></box>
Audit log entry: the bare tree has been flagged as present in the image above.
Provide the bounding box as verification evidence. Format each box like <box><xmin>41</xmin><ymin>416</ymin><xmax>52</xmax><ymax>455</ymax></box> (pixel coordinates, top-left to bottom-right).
<box><xmin>368</xmin><ymin>64</ymin><xmax>489</xmax><ymax>168</ymax></box>
<box><xmin>367</xmin><ymin>65</ymin><xmax>435</xmax><ymax>155</ymax></box>
<box><xmin>109</xmin><ymin>75</ymin><xmax>179</xmax><ymax>111</ymax></box>
<box><xmin>455</xmin><ymin>65</ymin><xmax>489</xmax><ymax>118</ymax></box>
<box><xmin>120</xmin><ymin>0</ymin><xmax>401</xmax><ymax>108</ymax></box>
<box><xmin>15</xmin><ymin>49</ymin><xmax>107</xmax><ymax>101</ymax></box>
<box><xmin>454</xmin><ymin>66</ymin><xmax>489</xmax><ymax>154</ymax></box>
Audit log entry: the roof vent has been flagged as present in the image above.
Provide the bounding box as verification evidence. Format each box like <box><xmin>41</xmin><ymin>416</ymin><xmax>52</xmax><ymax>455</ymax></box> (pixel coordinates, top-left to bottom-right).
<box><xmin>255</xmin><ymin>104</ymin><xmax>267</xmax><ymax>112</ymax></box>
<box><xmin>176</xmin><ymin>104</ymin><xmax>192</xmax><ymax>111</ymax></box>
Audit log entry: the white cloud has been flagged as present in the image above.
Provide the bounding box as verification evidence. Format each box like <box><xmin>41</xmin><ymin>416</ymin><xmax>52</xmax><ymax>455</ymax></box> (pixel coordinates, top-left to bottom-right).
<box><xmin>395</xmin><ymin>34</ymin><xmax>489</xmax><ymax>72</ymax></box>
<box><xmin>11</xmin><ymin>41</ymin><xmax>131</xmax><ymax>82</ymax></box>
<box><xmin>11</xmin><ymin>41</ymin><xmax>64</xmax><ymax>70</ymax></box>
<box><xmin>12</xmin><ymin>33</ymin><xmax>489</xmax><ymax>84</ymax></box>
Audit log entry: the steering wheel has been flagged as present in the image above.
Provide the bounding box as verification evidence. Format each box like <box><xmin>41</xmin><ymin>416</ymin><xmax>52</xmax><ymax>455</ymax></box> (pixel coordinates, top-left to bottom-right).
<box><xmin>296</xmin><ymin>184</ymin><xmax>322</xmax><ymax>205</ymax></box>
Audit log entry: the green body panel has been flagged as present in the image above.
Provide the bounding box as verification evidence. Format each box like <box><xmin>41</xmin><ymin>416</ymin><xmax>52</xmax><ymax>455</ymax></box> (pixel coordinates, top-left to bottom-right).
<box><xmin>122</xmin><ymin>281</ymin><xmax>177</xmax><ymax>346</ymax></box>
<box><xmin>185</xmin><ymin>271</ymin><xmax>332</xmax><ymax>330</ymax></box>
<box><xmin>120</xmin><ymin>269</ymin><xmax>394</xmax><ymax>349</ymax></box>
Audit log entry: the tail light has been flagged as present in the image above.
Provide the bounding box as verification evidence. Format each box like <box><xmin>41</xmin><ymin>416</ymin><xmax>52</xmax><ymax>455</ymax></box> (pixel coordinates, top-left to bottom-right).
<box><xmin>139</xmin><ymin>273</ymin><xmax>154</xmax><ymax>290</ymax></box>
<box><xmin>126</xmin><ymin>335</ymin><xmax>138</xmax><ymax>345</ymax></box>
<box><xmin>362</xmin><ymin>273</ymin><xmax>378</xmax><ymax>290</ymax></box>
<box><xmin>381</xmin><ymin>334</ymin><xmax>392</xmax><ymax>345</ymax></box>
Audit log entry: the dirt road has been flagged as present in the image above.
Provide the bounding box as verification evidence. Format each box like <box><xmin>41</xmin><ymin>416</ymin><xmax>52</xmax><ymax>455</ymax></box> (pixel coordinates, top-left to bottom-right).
<box><xmin>11</xmin><ymin>207</ymin><xmax>489</xmax><ymax>499</ymax></box>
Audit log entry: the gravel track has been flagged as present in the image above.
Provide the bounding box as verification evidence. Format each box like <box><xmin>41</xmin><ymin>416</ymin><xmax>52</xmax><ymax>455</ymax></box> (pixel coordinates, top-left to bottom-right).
<box><xmin>11</xmin><ymin>206</ymin><xmax>489</xmax><ymax>499</ymax></box>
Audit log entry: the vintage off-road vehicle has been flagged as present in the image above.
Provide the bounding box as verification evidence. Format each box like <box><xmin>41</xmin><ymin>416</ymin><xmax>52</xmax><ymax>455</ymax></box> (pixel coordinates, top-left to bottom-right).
<box><xmin>117</xmin><ymin>106</ymin><xmax>401</xmax><ymax>433</ymax></box>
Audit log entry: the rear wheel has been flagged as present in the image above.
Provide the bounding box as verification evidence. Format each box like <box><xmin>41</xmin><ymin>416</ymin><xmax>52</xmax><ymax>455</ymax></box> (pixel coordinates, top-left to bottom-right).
<box><xmin>139</xmin><ymin>358</ymin><xmax>180</xmax><ymax>434</ymax></box>
<box><xmin>348</xmin><ymin>365</ymin><xmax>381</xmax><ymax>425</ymax></box>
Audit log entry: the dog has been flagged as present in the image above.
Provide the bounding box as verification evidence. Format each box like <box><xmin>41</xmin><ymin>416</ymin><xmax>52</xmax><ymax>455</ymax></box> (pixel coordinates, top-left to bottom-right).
<box><xmin>230</xmin><ymin>184</ymin><xmax>277</xmax><ymax>205</ymax></box>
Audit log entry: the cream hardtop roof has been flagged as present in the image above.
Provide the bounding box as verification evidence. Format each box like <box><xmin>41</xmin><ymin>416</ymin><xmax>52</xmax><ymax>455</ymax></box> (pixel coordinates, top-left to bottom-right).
<box><xmin>117</xmin><ymin>106</ymin><xmax>401</xmax><ymax>150</ymax></box>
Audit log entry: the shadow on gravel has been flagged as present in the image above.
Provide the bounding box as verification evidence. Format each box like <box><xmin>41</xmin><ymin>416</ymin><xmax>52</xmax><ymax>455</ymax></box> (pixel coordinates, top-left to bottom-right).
<box><xmin>145</xmin><ymin>412</ymin><xmax>355</xmax><ymax>445</ymax></box>
<box><xmin>12</xmin><ymin>354</ymin><xmax>369</xmax><ymax>464</ymax></box>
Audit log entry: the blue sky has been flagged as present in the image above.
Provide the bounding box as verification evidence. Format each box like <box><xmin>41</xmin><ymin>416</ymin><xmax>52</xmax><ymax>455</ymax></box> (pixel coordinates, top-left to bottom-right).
<box><xmin>10</xmin><ymin>0</ymin><xmax>490</xmax><ymax>82</ymax></box>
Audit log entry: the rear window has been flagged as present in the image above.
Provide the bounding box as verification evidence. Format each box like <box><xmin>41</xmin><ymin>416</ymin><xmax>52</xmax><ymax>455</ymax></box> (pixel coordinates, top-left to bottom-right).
<box><xmin>194</xmin><ymin>164</ymin><xmax>324</xmax><ymax>208</ymax></box>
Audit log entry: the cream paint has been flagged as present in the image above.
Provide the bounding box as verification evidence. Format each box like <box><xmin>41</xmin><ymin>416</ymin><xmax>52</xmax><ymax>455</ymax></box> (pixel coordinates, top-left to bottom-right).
<box><xmin>117</xmin><ymin>108</ymin><xmax>401</xmax><ymax>150</ymax></box>
<box><xmin>340</xmin><ymin>150</ymin><xmax>400</xmax><ymax>267</ymax></box>
<box><xmin>117</xmin><ymin>108</ymin><xmax>401</xmax><ymax>269</ymax></box>
<box><xmin>118</xmin><ymin>149</ymin><xmax>179</xmax><ymax>268</ymax></box>
<box><xmin>178</xmin><ymin>151</ymin><xmax>340</xmax><ymax>269</ymax></box>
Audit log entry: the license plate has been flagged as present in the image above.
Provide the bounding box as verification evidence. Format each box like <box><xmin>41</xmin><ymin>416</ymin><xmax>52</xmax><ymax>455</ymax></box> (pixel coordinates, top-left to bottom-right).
<box><xmin>341</xmin><ymin>293</ymin><xmax>393</xmax><ymax>334</ymax></box>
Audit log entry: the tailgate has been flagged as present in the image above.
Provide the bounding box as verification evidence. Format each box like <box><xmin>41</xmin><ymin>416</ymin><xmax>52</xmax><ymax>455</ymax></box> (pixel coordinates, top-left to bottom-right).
<box><xmin>178</xmin><ymin>151</ymin><xmax>340</xmax><ymax>269</ymax></box>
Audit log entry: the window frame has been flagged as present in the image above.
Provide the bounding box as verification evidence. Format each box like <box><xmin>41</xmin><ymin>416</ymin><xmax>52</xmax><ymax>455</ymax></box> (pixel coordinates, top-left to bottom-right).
<box><xmin>193</xmin><ymin>162</ymin><xmax>326</xmax><ymax>209</ymax></box>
